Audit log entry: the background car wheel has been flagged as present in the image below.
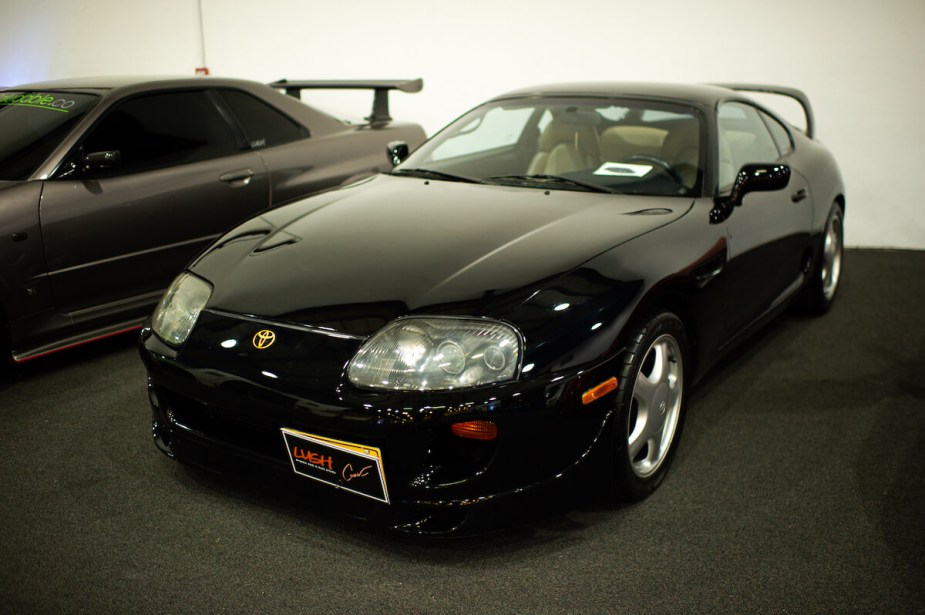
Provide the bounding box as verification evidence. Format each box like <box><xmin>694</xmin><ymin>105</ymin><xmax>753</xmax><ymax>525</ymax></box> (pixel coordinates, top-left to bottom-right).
<box><xmin>802</xmin><ymin>203</ymin><xmax>844</xmax><ymax>314</ymax></box>
<box><xmin>611</xmin><ymin>312</ymin><xmax>689</xmax><ymax>501</ymax></box>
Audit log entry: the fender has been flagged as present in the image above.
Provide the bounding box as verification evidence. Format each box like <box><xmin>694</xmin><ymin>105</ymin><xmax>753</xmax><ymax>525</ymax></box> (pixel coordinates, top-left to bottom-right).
<box><xmin>0</xmin><ymin>181</ymin><xmax>53</xmax><ymax>321</ymax></box>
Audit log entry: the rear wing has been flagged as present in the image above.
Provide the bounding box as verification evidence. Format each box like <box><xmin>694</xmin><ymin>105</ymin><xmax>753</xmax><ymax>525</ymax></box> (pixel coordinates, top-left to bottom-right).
<box><xmin>713</xmin><ymin>83</ymin><xmax>815</xmax><ymax>139</ymax></box>
<box><xmin>268</xmin><ymin>78</ymin><xmax>423</xmax><ymax>124</ymax></box>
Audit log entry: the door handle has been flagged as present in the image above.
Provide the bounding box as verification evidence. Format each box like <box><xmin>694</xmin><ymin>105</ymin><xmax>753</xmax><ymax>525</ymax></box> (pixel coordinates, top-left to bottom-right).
<box><xmin>219</xmin><ymin>168</ymin><xmax>254</xmax><ymax>187</ymax></box>
<box><xmin>791</xmin><ymin>188</ymin><xmax>808</xmax><ymax>203</ymax></box>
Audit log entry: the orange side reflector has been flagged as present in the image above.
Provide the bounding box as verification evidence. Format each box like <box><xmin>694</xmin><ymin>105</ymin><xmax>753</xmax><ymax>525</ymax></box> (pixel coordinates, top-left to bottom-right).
<box><xmin>582</xmin><ymin>377</ymin><xmax>619</xmax><ymax>405</ymax></box>
<box><xmin>451</xmin><ymin>420</ymin><xmax>498</xmax><ymax>441</ymax></box>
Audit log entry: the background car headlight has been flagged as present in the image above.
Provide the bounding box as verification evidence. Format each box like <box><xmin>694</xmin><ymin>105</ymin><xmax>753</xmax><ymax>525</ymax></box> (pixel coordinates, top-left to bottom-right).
<box><xmin>151</xmin><ymin>272</ymin><xmax>213</xmax><ymax>346</ymax></box>
<box><xmin>347</xmin><ymin>317</ymin><xmax>522</xmax><ymax>391</ymax></box>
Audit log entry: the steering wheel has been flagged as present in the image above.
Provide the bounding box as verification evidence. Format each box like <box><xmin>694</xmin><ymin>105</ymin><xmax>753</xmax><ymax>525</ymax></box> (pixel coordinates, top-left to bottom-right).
<box><xmin>624</xmin><ymin>155</ymin><xmax>686</xmax><ymax>187</ymax></box>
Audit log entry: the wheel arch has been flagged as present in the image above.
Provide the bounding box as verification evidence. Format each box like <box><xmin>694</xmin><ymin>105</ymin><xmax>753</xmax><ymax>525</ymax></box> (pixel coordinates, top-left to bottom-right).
<box><xmin>622</xmin><ymin>287</ymin><xmax>701</xmax><ymax>381</ymax></box>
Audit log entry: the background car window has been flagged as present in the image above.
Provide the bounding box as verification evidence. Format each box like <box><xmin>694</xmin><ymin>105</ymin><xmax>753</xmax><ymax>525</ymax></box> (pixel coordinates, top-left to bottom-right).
<box><xmin>217</xmin><ymin>89</ymin><xmax>308</xmax><ymax>149</ymax></box>
<box><xmin>0</xmin><ymin>91</ymin><xmax>99</xmax><ymax>181</ymax></box>
<box><xmin>718</xmin><ymin>102</ymin><xmax>781</xmax><ymax>190</ymax></box>
<box><xmin>80</xmin><ymin>90</ymin><xmax>239</xmax><ymax>176</ymax></box>
<box><xmin>759</xmin><ymin>109</ymin><xmax>793</xmax><ymax>157</ymax></box>
<box><xmin>429</xmin><ymin>106</ymin><xmax>535</xmax><ymax>161</ymax></box>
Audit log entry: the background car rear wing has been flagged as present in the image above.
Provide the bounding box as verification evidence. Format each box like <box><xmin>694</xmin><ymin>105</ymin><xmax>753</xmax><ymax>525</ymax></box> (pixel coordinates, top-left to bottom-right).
<box><xmin>269</xmin><ymin>78</ymin><xmax>423</xmax><ymax>124</ymax></box>
<box><xmin>713</xmin><ymin>83</ymin><xmax>815</xmax><ymax>139</ymax></box>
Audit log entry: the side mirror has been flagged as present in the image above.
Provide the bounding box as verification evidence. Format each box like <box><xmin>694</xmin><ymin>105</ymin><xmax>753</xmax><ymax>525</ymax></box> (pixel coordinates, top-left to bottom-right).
<box><xmin>52</xmin><ymin>149</ymin><xmax>122</xmax><ymax>180</ymax></box>
<box><xmin>83</xmin><ymin>150</ymin><xmax>122</xmax><ymax>173</ymax></box>
<box><xmin>386</xmin><ymin>141</ymin><xmax>410</xmax><ymax>166</ymax></box>
<box><xmin>729</xmin><ymin>163</ymin><xmax>790</xmax><ymax>206</ymax></box>
<box><xmin>711</xmin><ymin>163</ymin><xmax>790</xmax><ymax>224</ymax></box>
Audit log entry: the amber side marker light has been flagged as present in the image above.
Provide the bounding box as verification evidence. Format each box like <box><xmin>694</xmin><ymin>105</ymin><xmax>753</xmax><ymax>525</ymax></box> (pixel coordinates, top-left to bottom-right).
<box><xmin>451</xmin><ymin>420</ymin><xmax>498</xmax><ymax>441</ymax></box>
<box><xmin>582</xmin><ymin>377</ymin><xmax>619</xmax><ymax>405</ymax></box>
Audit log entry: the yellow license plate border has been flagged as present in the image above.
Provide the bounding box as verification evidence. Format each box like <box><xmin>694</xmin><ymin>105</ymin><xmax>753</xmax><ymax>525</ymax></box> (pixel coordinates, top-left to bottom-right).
<box><xmin>280</xmin><ymin>428</ymin><xmax>390</xmax><ymax>504</ymax></box>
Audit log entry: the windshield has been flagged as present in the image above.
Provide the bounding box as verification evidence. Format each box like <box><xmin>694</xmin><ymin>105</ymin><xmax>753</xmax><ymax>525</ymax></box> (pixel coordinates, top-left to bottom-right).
<box><xmin>0</xmin><ymin>91</ymin><xmax>100</xmax><ymax>180</ymax></box>
<box><xmin>397</xmin><ymin>97</ymin><xmax>703</xmax><ymax>197</ymax></box>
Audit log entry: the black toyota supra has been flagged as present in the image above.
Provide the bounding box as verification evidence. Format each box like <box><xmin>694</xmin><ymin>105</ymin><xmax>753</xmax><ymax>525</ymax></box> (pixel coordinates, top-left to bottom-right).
<box><xmin>139</xmin><ymin>82</ymin><xmax>845</xmax><ymax>534</ymax></box>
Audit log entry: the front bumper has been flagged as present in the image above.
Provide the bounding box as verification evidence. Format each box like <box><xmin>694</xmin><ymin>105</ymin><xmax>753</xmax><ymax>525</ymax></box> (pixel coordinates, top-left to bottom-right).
<box><xmin>139</xmin><ymin>311</ymin><xmax>621</xmax><ymax>534</ymax></box>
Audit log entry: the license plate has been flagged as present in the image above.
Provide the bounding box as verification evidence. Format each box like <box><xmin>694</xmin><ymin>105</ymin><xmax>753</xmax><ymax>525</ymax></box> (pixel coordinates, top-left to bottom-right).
<box><xmin>281</xmin><ymin>428</ymin><xmax>389</xmax><ymax>504</ymax></box>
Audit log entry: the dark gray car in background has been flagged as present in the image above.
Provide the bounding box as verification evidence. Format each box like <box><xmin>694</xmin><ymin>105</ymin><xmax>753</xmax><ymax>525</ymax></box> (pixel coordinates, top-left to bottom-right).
<box><xmin>0</xmin><ymin>76</ymin><xmax>425</xmax><ymax>363</ymax></box>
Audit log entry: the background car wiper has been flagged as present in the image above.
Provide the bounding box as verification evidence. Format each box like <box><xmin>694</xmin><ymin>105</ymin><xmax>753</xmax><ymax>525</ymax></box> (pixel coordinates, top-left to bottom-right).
<box><xmin>391</xmin><ymin>168</ymin><xmax>481</xmax><ymax>184</ymax></box>
<box><xmin>483</xmin><ymin>174</ymin><xmax>619</xmax><ymax>194</ymax></box>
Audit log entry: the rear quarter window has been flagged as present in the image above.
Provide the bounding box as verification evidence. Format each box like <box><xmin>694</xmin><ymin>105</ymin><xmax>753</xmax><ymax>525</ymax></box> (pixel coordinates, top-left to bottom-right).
<box><xmin>217</xmin><ymin>89</ymin><xmax>309</xmax><ymax>149</ymax></box>
<box><xmin>759</xmin><ymin>110</ymin><xmax>794</xmax><ymax>156</ymax></box>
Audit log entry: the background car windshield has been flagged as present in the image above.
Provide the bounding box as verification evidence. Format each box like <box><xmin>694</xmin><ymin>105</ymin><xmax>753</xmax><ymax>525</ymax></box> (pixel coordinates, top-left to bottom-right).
<box><xmin>399</xmin><ymin>97</ymin><xmax>702</xmax><ymax>197</ymax></box>
<box><xmin>0</xmin><ymin>91</ymin><xmax>99</xmax><ymax>181</ymax></box>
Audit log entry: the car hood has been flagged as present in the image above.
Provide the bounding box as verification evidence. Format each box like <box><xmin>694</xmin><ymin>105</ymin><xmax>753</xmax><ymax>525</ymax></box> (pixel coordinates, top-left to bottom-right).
<box><xmin>192</xmin><ymin>174</ymin><xmax>691</xmax><ymax>336</ymax></box>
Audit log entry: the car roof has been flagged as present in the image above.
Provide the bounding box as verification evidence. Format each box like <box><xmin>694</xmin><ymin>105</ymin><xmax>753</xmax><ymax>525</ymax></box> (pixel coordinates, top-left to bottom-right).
<box><xmin>8</xmin><ymin>75</ymin><xmax>269</xmax><ymax>95</ymax></box>
<box><xmin>6</xmin><ymin>75</ymin><xmax>355</xmax><ymax>172</ymax></box>
<box><xmin>4</xmin><ymin>75</ymin><xmax>392</xmax><ymax>137</ymax></box>
<box><xmin>491</xmin><ymin>82</ymin><xmax>737</xmax><ymax>107</ymax></box>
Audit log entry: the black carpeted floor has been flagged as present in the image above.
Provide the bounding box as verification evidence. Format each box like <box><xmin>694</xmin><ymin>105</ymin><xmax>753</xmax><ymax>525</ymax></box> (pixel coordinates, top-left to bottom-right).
<box><xmin>1</xmin><ymin>249</ymin><xmax>923</xmax><ymax>614</ymax></box>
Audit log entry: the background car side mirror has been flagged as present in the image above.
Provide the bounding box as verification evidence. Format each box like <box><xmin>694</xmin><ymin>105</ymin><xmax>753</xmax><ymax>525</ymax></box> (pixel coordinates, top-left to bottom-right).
<box><xmin>711</xmin><ymin>163</ymin><xmax>791</xmax><ymax>224</ymax></box>
<box><xmin>387</xmin><ymin>141</ymin><xmax>410</xmax><ymax>166</ymax></box>
<box><xmin>83</xmin><ymin>150</ymin><xmax>122</xmax><ymax>174</ymax></box>
<box><xmin>53</xmin><ymin>149</ymin><xmax>122</xmax><ymax>180</ymax></box>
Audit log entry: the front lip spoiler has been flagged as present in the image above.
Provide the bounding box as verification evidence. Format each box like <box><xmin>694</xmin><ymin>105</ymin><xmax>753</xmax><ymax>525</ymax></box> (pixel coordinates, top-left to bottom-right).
<box><xmin>154</xmin><ymin>416</ymin><xmax>608</xmax><ymax>536</ymax></box>
<box><xmin>154</xmin><ymin>400</ymin><xmax>615</xmax><ymax>510</ymax></box>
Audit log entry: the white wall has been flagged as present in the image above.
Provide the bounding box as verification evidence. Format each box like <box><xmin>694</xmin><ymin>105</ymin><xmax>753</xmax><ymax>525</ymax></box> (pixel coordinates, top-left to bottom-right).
<box><xmin>2</xmin><ymin>0</ymin><xmax>923</xmax><ymax>249</ymax></box>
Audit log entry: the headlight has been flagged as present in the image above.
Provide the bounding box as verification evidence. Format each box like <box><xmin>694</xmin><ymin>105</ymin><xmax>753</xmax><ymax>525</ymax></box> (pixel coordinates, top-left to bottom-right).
<box><xmin>347</xmin><ymin>317</ymin><xmax>522</xmax><ymax>391</ymax></box>
<box><xmin>151</xmin><ymin>272</ymin><xmax>213</xmax><ymax>346</ymax></box>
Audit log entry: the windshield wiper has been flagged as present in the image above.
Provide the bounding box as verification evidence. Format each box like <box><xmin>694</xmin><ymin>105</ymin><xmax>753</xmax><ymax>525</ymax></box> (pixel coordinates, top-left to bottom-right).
<box><xmin>391</xmin><ymin>168</ymin><xmax>481</xmax><ymax>184</ymax></box>
<box><xmin>483</xmin><ymin>174</ymin><xmax>620</xmax><ymax>194</ymax></box>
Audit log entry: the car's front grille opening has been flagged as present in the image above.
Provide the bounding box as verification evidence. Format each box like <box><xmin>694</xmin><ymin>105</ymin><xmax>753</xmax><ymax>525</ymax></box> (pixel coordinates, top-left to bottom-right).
<box><xmin>161</xmin><ymin>389</ymin><xmax>284</xmax><ymax>462</ymax></box>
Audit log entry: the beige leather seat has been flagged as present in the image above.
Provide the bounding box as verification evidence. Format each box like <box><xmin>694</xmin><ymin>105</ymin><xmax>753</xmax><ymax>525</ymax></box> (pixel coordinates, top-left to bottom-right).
<box><xmin>528</xmin><ymin>120</ymin><xmax>601</xmax><ymax>175</ymax></box>
<box><xmin>660</xmin><ymin>121</ymin><xmax>701</xmax><ymax>189</ymax></box>
<box><xmin>600</xmin><ymin>125</ymin><xmax>667</xmax><ymax>162</ymax></box>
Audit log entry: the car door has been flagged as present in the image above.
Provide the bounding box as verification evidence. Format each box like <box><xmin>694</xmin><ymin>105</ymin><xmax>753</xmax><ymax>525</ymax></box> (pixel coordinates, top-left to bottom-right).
<box><xmin>39</xmin><ymin>89</ymin><xmax>270</xmax><ymax>314</ymax></box>
<box><xmin>718</xmin><ymin>102</ymin><xmax>813</xmax><ymax>340</ymax></box>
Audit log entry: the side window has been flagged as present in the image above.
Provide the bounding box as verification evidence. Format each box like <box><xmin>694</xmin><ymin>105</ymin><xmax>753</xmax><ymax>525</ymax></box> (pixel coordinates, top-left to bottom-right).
<box><xmin>217</xmin><ymin>89</ymin><xmax>308</xmax><ymax>149</ymax></box>
<box><xmin>429</xmin><ymin>106</ymin><xmax>535</xmax><ymax>161</ymax></box>
<box><xmin>759</xmin><ymin>109</ymin><xmax>793</xmax><ymax>156</ymax></box>
<box><xmin>80</xmin><ymin>90</ymin><xmax>239</xmax><ymax>176</ymax></box>
<box><xmin>717</xmin><ymin>102</ymin><xmax>781</xmax><ymax>190</ymax></box>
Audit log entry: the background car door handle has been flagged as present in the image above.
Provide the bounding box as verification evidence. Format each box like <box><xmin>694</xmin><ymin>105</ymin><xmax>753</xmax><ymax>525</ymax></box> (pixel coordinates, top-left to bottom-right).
<box><xmin>219</xmin><ymin>169</ymin><xmax>254</xmax><ymax>187</ymax></box>
<box><xmin>791</xmin><ymin>188</ymin><xmax>808</xmax><ymax>203</ymax></box>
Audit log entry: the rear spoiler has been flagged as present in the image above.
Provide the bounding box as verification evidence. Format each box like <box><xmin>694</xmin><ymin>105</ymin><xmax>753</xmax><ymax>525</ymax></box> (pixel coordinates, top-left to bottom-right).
<box><xmin>713</xmin><ymin>83</ymin><xmax>815</xmax><ymax>139</ymax></box>
<box><xmin>268</xmin><ymin>78</ymin><xmax>423</xmax><ymax>124</ymax></box>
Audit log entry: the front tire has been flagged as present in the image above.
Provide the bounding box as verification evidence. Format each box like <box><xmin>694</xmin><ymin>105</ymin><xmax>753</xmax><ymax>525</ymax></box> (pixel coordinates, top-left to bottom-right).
<box><xmin>611</xmin><ymin>312</ymin><xmax>689</xmax><ymax>501</ymax></box>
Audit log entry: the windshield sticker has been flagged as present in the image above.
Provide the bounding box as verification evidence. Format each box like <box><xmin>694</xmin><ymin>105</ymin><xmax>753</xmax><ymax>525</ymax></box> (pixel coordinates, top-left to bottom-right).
<box><xmin>0</xmin><ymin>92</ymin><xmax>78</xmax><ymax>113</ymax></box>
<box><xmin>594</xmin><ymin>162</ymin><xmax>653</xmax><ymax>178</ymax></box>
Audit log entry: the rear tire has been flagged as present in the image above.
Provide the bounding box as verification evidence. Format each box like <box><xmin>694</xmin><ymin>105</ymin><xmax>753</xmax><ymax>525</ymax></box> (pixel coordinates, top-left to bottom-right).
<box><xmin>803</xmin><ymin>203</ymin><xmax>844</xmax><ymax>314</ymax></box>
<box><xmin>611</xmin><ymin>312</ymin><xmax>689</xmax><ymax>501</ymax></box>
